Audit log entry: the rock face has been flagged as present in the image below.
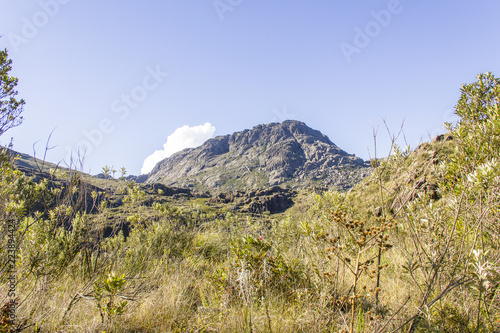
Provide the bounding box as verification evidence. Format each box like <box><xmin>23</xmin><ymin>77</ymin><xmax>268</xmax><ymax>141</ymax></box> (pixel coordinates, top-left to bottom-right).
<box><xmin>145</xmin><ymin>120</ymin><xmax>371</xmax><ymax>191</ymax></box>
<box><xmin>209</xmin><ymin>186</ymin><xmax>297</xmax><ymax>214</ymax></box>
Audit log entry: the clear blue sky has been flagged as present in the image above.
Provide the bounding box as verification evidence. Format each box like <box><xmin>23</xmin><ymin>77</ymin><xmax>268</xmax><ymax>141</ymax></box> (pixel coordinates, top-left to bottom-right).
<box><xmin>1</xmin><ymin>1</ymin><xmax>499</xmax><ymax>175</ymax></box>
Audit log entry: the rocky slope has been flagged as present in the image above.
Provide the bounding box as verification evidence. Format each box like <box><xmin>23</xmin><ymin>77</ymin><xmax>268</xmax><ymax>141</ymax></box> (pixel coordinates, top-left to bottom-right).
<box><xmin>145</xmin><ymin>120</ymin><xmax>371</xmax><ymax>191</ymax></box>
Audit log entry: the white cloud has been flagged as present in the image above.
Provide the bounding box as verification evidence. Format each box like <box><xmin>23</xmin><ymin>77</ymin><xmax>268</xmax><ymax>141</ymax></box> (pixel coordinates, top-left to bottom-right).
<box><xmin>141</xmin><ymin>122</ymin><xmax>216</xmax><ymax>174</ymax></box>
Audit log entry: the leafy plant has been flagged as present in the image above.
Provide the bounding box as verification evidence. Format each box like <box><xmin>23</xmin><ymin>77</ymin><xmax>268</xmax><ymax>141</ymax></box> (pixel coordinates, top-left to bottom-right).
<box><xmin>321</xmin><ymin>211</ymin><xmax>394</xmax><ymax>332</ymax></box>
<box><xmin>0</xmin><ymin>48</ymin><xmax>25</xmax><ymax>137</ymax></box>
<box><xmin>93</xmin><ymin>272</ymin><xmax>128</xmax><ymax>323</ymax></box>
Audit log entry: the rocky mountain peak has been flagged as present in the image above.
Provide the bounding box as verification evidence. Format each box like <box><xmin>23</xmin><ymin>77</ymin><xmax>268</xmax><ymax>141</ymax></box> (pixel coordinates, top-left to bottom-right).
<box><xmin>145</xmin><ymin>120</ymin><xmax>370</xmax><ymax>191</ymax></box>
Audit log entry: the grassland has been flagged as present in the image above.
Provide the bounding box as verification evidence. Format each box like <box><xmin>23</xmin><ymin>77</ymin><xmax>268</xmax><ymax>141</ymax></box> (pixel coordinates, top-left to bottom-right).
<box><xmin>1</xmin><ymin>73</ymin><xmax>500</xmax><ymax>332</ymax></box>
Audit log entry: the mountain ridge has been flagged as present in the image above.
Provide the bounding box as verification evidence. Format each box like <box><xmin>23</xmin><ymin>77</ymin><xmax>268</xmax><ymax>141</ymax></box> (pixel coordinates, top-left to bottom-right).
<box><xmin>145</xmin><ymin>120</ymin><xmax>371</xmax><ymax>191</ymax></box>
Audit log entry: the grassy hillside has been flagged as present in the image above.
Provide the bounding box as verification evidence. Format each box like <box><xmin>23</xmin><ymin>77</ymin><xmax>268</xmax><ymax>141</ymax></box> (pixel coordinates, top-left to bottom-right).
<box><xmin>1</xmin><ymin>73</ymin><xmax>500</xmax><ymax>332</ymax></box>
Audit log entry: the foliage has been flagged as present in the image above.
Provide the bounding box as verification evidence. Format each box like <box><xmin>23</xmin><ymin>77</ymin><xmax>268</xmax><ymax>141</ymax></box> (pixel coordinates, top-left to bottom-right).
<box><xmin>320</xmin><ymin>211</ymin><xmax>395</xmax><ymax>332</ymax></box>
<box><xmin>0</xmin><ymin>49</ymin><xmax>24</xmax><ymax>137</ymax></box>
<box><xmin>93</xmin><ymin>272</ymin><xmax>128</xmax><ymax>323</ymax></box>
<box><xmin>448</xmin><ymin>72</ymin><xmax>500</xmax><ymax>183</ymax></box>
<box><xmin>217</xmin><ymin>235</ymin><xmax>305</xmax><ymax>303</ymax></box>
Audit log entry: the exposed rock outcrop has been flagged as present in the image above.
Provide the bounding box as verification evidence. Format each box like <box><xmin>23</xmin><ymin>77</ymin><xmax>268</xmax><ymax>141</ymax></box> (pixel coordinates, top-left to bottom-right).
<box><xmin>209</xmin><ymin>186</ymin><xmax>296</xmax><ymax>214</ymax></box>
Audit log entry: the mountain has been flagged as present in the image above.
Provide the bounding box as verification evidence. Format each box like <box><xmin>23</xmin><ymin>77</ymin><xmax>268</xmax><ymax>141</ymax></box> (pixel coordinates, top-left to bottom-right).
<box><xmin>145</xmin><ymin>120</ymin><xmax>371</xmax><ymax>191</ymax></box>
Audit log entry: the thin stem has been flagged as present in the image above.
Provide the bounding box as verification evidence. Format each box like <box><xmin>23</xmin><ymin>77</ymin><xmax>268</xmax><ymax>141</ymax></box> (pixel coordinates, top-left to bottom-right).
<box><xmin>350</xmin><ymin>250</ymin><xmax>361</xmax><ymax>333</ymax></box>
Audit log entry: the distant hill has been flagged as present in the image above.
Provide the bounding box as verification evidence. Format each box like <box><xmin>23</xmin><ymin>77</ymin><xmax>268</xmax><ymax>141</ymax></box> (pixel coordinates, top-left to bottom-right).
<box><xmin>145</xmin><ymin>120</ymin><xmax>371</xmax><ymax>191</ymax></box>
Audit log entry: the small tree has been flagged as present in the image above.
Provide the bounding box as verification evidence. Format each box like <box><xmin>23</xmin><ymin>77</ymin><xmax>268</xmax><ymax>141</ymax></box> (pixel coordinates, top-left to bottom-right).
<box><xmin>101</xmin><ymin>165</ymin><xmax>111</xmax><ymax>179</ymax></box>
<box><xmin>456</xmin><ymin>72</ymin><xmax>500</xmax><ymax>157</ymax></box>
<box><xmin>119</xmin><ymin>167</ymin><xmax>127</xmax><ymax>180</ymax></box>
<box><xmin>0</xmin><ymin>48</ymin><xmax>25</xmax><ymax>136</ymax></box>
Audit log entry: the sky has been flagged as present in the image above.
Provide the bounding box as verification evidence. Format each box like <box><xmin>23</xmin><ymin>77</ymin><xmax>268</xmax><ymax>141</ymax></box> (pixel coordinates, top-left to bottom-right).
<box><xmin>1</xmin><ymin>1</ymin><xmax>499</xmax><ymax>176</ymax></box>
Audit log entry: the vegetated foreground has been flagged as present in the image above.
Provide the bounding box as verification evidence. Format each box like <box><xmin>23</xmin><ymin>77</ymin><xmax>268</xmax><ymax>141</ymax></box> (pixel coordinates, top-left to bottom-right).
<box><xmin>1</xmin><ymin>73</ymin><xmax>500</xmax><ymax>332</ymax></box>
